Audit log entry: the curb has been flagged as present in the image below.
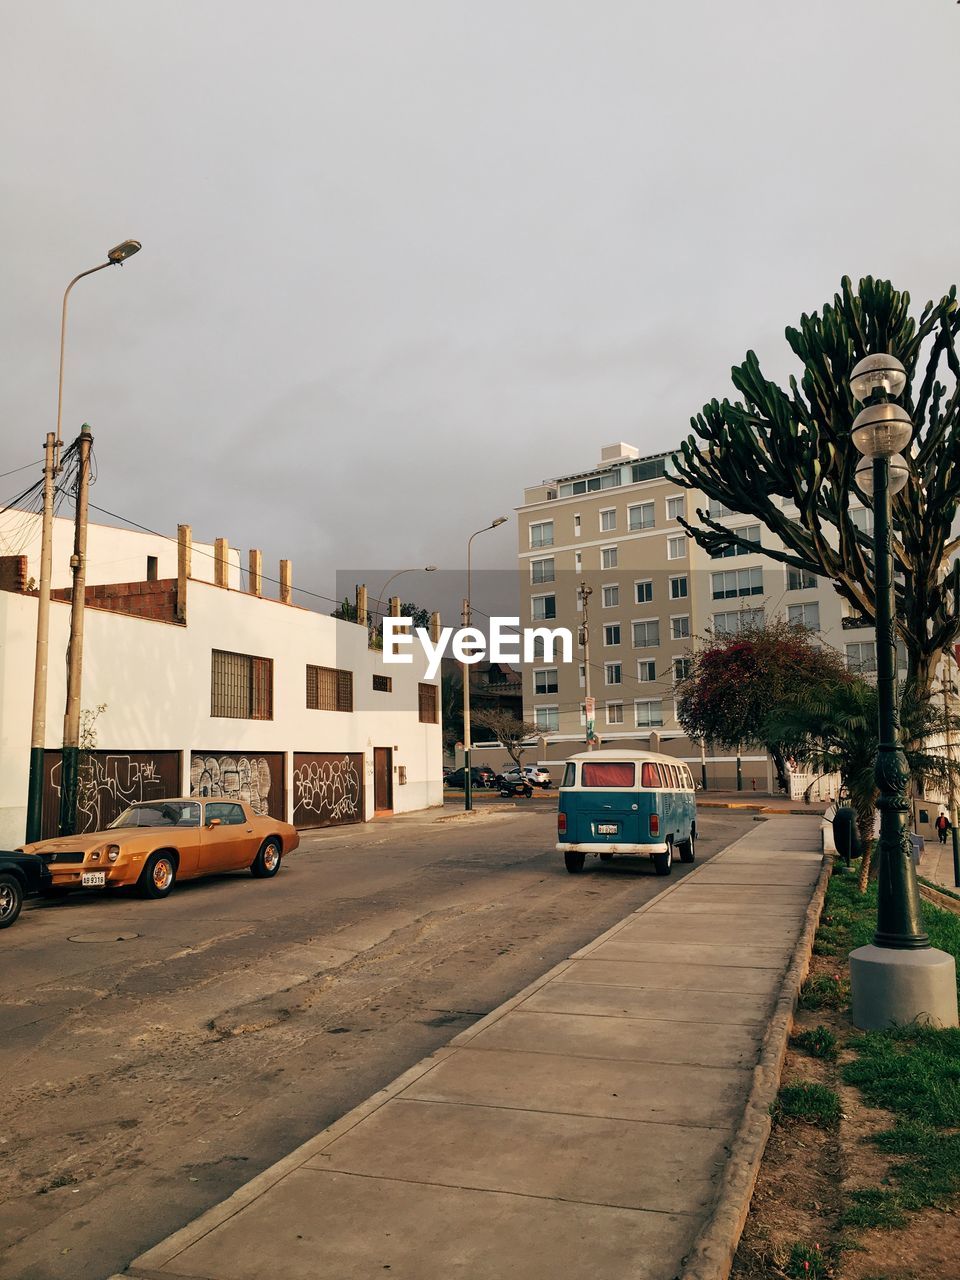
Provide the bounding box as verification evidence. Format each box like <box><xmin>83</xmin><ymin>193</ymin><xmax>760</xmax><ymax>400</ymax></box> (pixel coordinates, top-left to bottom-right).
<box><xmin>679</xmin><ymin>852</ymin><xmax>833</xmax><ymax>1280</ymax></box>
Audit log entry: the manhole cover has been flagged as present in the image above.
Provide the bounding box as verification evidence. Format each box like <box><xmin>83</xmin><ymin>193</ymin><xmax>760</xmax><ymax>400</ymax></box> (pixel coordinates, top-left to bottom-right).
<box><xmin>68</xmin><ymin>931</ymin><xmax>141</xmax><ymax>944</ymax></box>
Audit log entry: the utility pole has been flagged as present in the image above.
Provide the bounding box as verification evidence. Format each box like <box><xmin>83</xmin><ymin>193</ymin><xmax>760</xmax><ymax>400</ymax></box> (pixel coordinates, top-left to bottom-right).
<box><xmin>462</xmin><ymin>595</ymin><xmax>473</xmax><ymax>810</ymax></box>
<box><xmin>58</xmin><ymin>426</ymin><xmax>93</xmax><ymax>837</ymax></box>
<box><xmin>700</xmin><ymin>738</ymin><xmax>708</xmax><ymax>792</ymax></box>
<box><xmin>578</xmin><ymin>580</ymin><xmax>595</xmax><ymax>750</ymax></box>
<box><xmin>25</xmin><ymin>433</ymin><xmax>57</xmax><ymax>842</ymax></box>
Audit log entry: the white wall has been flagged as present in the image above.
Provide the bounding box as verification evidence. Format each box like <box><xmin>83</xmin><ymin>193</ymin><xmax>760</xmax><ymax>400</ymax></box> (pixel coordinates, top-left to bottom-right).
<box><xmin>0</xmin><ymin>512</ymin><xmax>241</xmax><ymax>589</ymax></box>
<box><xmin>0</xmin><ymin>578</ymin><xmax>442</xmax><ymax>845</ymax></box>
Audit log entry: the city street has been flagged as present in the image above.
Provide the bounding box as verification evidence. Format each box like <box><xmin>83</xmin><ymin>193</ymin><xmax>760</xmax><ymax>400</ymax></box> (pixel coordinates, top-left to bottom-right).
<box><xmin>1</xmin><ymin>803</ymin><xmax>754</xmax><ymax>1280</ymax></box>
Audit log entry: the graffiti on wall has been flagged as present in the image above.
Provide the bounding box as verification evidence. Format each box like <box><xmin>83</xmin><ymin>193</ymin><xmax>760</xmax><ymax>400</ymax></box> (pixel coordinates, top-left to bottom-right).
<box><xmin>42</xmin><ymin>751</ymin><xmax>180</xmax><ymax>838</ymax></box>
<box><xmin>293</xmin><ymin>753</ymin><xmax>363</xmax><ymax>828</ymax></box>
<box><xmin>189</xmin><ymin>754</ymin><xmax>276</xmax><ymax>815</ymax></box>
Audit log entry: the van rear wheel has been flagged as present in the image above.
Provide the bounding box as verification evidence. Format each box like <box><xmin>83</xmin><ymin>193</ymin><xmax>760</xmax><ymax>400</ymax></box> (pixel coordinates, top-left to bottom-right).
<box><xmin>564</xmin><ymin>851</ymin><xmax>586</xmax><ymax>874</ymax></box>
<box><xmin>678</xmin><ymin>829</ymin><xmax>696</xmax><ymax>863</ymax></box>
<box><xmin>653</xmin><ymin>841</ymin><xmax>673</xmax><ymax>877</ymax></box>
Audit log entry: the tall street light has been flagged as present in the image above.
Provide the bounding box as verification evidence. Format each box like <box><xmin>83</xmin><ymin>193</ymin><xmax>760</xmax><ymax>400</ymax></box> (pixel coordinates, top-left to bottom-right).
<box><xmin>25</xmin><ymin>240</ymin><xmax>142</xmax><ymax>843</ymax></box>
<box><xmin>847</xmin><ymin>352</ymin><xmax>958</xmax><ymax>1029</ymax></box>
<box><xmin>463</xmin><ymin>517</ymin><xmax>508</xmax><ymax>811</ymax></box>
<box><xmin>373</xmin><ymin>565</ymin><xmax>438</xmax><ymax>621</ymax></box>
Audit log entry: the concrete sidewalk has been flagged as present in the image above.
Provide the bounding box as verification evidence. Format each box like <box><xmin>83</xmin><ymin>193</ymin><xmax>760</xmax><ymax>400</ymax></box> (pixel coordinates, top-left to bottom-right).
<box><xmin>113</xmin><ymin>817</ymin><xmax>824</xmax><ymax>1280</ymax></box>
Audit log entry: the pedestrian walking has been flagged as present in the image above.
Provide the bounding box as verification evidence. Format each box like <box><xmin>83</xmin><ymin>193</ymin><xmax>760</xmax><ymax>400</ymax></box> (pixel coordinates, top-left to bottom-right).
<box><xmin>935</xmin><ymin>812</ymin><xmax>950</xmax><ymax>844</ymax></box>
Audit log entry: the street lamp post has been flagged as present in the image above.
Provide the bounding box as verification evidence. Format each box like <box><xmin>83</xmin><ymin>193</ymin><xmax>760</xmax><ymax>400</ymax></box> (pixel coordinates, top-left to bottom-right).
<box><xmin>25</xmin><ymin>241</ymin><xmax>142</xmax><ymax>843</ymax></box>
<box><xmin>463</xmin><ymin>517</ymin><xmax>508</xmax><ymax>811</ymax></box>
<box><xmin>373</xmin><ymin>565</ymin><xmax>438</xmax><ymax>625</ymax></box>
<box><xmin>847</xmin><ymin>353</ymin><xmax>958</xmax><ymax>1029</ymax></box>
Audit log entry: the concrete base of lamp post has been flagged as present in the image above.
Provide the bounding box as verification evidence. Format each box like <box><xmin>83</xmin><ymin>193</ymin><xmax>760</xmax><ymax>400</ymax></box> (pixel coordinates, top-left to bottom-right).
<box><xmin>850</xmin><ymin>944</ymin><xmax>959</xmax><ymax>1031</ymax></box>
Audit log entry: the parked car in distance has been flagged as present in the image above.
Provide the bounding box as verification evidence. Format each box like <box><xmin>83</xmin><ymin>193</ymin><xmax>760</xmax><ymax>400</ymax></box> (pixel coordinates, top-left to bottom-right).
<box><xmin>444</xmin><ymin>766</ymin><xmax>496</xmax><ymax>789</ymax></box>
<box><xmin>496</xmin><ymin>765</ymin><xmax>552</xmax><ymax>789</ymax></box>
<box><xmin>18</xmin><ymin>798</ymin><xmax>300</xmax><ymax>900</ymax></box>
<box><xmin>0</xmin><ymin>851</ymin><xmax>52</xmax><ymax>928</ymax></box>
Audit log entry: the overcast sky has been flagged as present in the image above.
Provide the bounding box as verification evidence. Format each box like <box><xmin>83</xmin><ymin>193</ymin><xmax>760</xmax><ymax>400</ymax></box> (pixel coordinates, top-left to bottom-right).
<box><xmin>1</xmin><ymin>1</ymin><xmax>957</xmax><ymax>621</ymax></box>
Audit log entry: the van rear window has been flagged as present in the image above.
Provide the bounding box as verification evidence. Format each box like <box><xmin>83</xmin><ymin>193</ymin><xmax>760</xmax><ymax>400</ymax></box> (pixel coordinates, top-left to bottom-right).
<box><xmin>641</xmin><ymin>762</ymin><xmax>663</xmax><ymax>787</ymax></box>
<box><xmin>562</xmin><ymin>762</ymin><xmax>576</xmax><ymax>788</ymax></box>
<box><xmin>581</xmin><ymin>761</ymin><xmax>636</xmax><ymax>788</ymax></box>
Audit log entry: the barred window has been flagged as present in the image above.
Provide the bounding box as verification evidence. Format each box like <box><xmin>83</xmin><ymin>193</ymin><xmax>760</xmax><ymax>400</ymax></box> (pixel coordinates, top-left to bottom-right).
<box><xmin>307</xmin><ymin>664</ymin><xmax>353</xmax><ymax>712</ymax></box>
<box><xmin>211</xmin><ymin>649</ymin><xmax>273</xmax><ymax>720</ymax></box>
<box><xmin>418</xmin><ymin>682</ymin><xmax>438</xmax><ymax>723</ymax></box>
<box><xmin>372</xmin><ymin>674</ymin><xmax>393</xmax><ymax>692</ymax></box>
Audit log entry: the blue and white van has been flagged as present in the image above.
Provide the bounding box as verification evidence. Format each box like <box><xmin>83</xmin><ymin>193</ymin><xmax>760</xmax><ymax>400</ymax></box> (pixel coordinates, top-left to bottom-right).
<box><xmin>557</xmin><ymin>749</ymin><xmax>697</xmax><ymax>876</ymax></box>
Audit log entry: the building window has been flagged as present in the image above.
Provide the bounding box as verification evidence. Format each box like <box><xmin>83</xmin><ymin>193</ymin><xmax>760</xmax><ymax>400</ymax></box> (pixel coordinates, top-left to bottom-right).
<box><xmin>850</xmin><ymin>508</ymin><xmax>874</xmax><ymax>536</ymax></box>
<box><xmin>559</xmin><ymin>471</ymin><xmax>621</xmax><ymax>497</ymax></box>
<box><xmin>787</xmin><ymin>602</ymin><xmax>820</xmax><ymax>631</ymax></box>
<box><xmin>535</xmin><ymin>668</ymin><xmax>559</xmax><ymax>694</ymax></box>
<box><xmin>532</xmin><ymin>594</ymin><xmax>557</xmax><ymax>620</ymax></box>
<box><xmin>606</xmin><ymin>702</ymin><xmax>624</xmax><ymax>725</ymax></box>
<box><xmin>602</xmin><ymin>584</ymin><xmax>620</xmax><ymax>608</ymax></box>
<box><xmin>530</xmin><ymin>521</ymin><xmax>554</xmax><ymax>548</ymax></box>
<box><xmin>211</xmin><ymin>650</ymin><xmax>273</xmax><ymax>720</ymax></box>
<box><xmin>631</xmin><ymin>458</ymin><xmax>667</xmax><ymax>483</ymax></box>
<box><xmin>635</xmin><ymin>580</ymin><xmax>653</xmax><ymax>604</ymax></box>
<box><xmin>628</xmin><ymin>501</ymin><xmax>655</xmax><ymax>531</ymax></box>
<box><xmin>307</xmin><ymin>664</ymin><xmax>354</xmax><ymax>712</ymax></box>
<box><xmin>670</xmin><ymin>615</ymin><xmax>690</xmax><ymax>640</ymax></box>
<box><xmin>574</xmin><ymin>514</ymin><xmax>581</xmax><ymax>536</ymax></box>
<box><xmin>146</xmin><ymin>555</ymin><xmax>158</xmax><ymax>582</ymax></box>
<box><xmin>637</xmin><ymin>659</ymin><xmax>657</xmax><ymax>682</ymax></box>
<box><xmin>601</xmin><ymin>546</ymin><xmax>618</xmax><ymax>570</ymax></box>
<box><xmin>711</xmin><ymin>524</ymin><xmax>761</xmax><ymax>559</ymax></box>
<box><xmin>605</xmin><ymin>662</ymin><xmax>622</xmax><ymax>685</ymax></box>
<box><xmin>846</xmin><ymin>641</ymin><xmax>877</xmax><ymax>674</ymax></box>
<box><xmin>711</xmin><ymin>567</ymin><xmax>763</xmax><ymax>599</ymax></box>
<box><xmin>531</xmin><ymin>557</ymin><xmax>555</xmax><ymax>584</ymax></box>
<box><xmin>604</xmin><ymin>624</ymin><xmax>621</xmax><ymax>647</ymax></box>
<box><xmin>372</xmin><ymin>674</ymin><xmax>393</xmax><ymax>692</ymax></box>
<box><xmin>535</xmin><ymin>705</ymin><xmax>559</xmax><ymax>732</ymax></box>
<box><xmin>667</xmin><ymin>534</ymin><xmax>687</xmax><ymax>560</ymax></box>
<box><xmin>632</xmin><ymin>619</ymin><xmax>660</xmax><ymax>648</ymax></box>
<box><xmin>635</xmin><ymin>699</ymin><xmax>664</xmax><ymax>728</ymax></box>
<box><xmin>669</xmin><ymin>575</ymin><xmax>688</xmax><ymax>600</ymax></box>
<box><xmin>532</xmin><ymin>636</ymin><xmax>546</xmax><ymax>660</ymax></box>
<box><xmin>713</xmin><ymin>608</ymin><xmax>765</xmax><ymax>635</ymax></box>
<box><xmin>673</xmin><ymin>656</ymin><xmax>693</xmax><ymax>683</ymax></box>
<box><xmin>787</xmin><ymin>568</ymin><xmax>817</xmax><ymax>591</ymax></box>
<box><xmin>574</xmin><ymin>551</ymin><xmax>582</xmax><ymax>572</ymax></box>
<box><xmin>666</xmin><ymin>495</ymin><xmax>684</xmax><ymax>521</ymax></box>
<box><xmin>600</xmin><ymin>508</ymin><xmax>617</xmax><ymax>531</ymax></box>
<box><xmin>708</xmin><ymin>499</ymin><xmax>734</xmax><ymax>518</ymax></box>
<box><xmin>418</xmin><ymin>682</ymin><xmax>439</xmax><ymax>723</ymax></box>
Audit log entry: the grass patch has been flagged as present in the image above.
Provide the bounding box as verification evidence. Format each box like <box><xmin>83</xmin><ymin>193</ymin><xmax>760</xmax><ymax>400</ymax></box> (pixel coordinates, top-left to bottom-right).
<box><xmin>799</xmin><ymin>972</ymin><xmax>850</xmax><ymax>1010</ymax></box>
<box><xmin>784</xmin><ymin>1240</ymin><xmax>833</xmax><ymax>1278</ymax></box>
<box><xmin>772</xmin><ymin>1082</ymin><xmax>841</xmax><ymax>1128</ymax></box>
<box><xmin>792</xmin><ymin>1024</ymin><xmax>839</xmax><ymax>1061</ymax></box>
<box><xmin>842</xmin><ymin>1024</ymin><xmax>960</xmax><ymax>1128</ymax></box>
<box><xmin>840</xmin><ymin>1186</ymin><xmax>907</xmax><ymax>1230</ymax></box>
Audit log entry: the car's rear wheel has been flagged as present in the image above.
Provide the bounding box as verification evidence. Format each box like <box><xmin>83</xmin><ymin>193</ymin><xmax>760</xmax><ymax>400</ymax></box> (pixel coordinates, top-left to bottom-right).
<box><xmin>678</xmin><ymin>827</ymin><xmax>696</xmax><ymax>863</ymax></box>
<box><xmin>0</xmin><ymin>874</ymin><xmax>23</xmax><ymax>929</ymax></box>
<box><xmin>564</xmin><ymin>851</ymin><xmax>586</xmax><ymax>874</ymax></box>
<box><xmin>139</xmin><ymin>852</ymin><xmax>176</xmax><ymax>899</ymax></box>
<box><xmin>251</xmin><ymin>838</ymin><xmax>282</xmax><ymax>879</ymax></box>
<box><xmin>653</xmin><ymin>841</ymin><xmax>674</xmax><ymax>877</ymax></box>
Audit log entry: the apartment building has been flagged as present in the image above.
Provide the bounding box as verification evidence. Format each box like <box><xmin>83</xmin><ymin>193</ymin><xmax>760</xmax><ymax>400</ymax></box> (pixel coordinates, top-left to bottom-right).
<box><xmin>517</xmin><ymin>442</ymin><xmax>881</xmax><ymax>789</ymax></box>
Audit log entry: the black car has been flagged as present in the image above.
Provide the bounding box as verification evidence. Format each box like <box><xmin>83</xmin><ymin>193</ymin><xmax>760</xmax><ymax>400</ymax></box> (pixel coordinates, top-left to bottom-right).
<box><xmin>0</xmin><ymin>851</ymin><xmax>52</xmax><ymax>929</ymax></box>
<box><xmin>444</xmin><ymin>766</ymin><xmax>496</xmax><ymax>789</ymax></box>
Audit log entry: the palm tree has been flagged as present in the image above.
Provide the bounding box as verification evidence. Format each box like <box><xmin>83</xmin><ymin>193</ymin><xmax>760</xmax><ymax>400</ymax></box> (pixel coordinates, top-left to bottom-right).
<box><xmin>764</xmin><ymin>677</ymin><xmax>960</xmax><ymax>892</ymax></box>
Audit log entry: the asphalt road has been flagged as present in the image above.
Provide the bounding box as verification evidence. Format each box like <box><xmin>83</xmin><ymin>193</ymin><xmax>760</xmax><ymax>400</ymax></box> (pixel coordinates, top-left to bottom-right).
<box><xmin>0</xmin><ymin>803</ymin><xmax>756</xmax><ymax>1280</ymax></box>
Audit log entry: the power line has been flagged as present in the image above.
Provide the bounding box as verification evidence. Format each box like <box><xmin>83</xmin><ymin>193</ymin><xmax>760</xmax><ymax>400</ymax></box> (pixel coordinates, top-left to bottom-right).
<box><xmin>0</xmin><ymin>458</ymin><xmax>43</xmax><ymax>481</ymax></box>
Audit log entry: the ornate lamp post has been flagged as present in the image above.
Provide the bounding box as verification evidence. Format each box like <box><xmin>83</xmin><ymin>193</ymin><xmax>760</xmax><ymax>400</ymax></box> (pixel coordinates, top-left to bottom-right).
<box><xmin>847</xmin><ymin>353</ymin><xmax>958</xmax><ymax>1029</ymax></box>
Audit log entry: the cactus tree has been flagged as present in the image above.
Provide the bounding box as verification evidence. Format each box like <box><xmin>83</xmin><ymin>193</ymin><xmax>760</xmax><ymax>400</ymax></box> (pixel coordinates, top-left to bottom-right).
<box><xmin>672</xmin><ymin>276</ymin><xmax>960</xmax><ymax>701</ymax></box>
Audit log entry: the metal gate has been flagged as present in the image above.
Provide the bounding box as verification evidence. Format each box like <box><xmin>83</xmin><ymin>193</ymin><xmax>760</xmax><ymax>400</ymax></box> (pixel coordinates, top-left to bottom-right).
<box><xmin>41</xmin><ymin>750</ymin><xmax>182</xmax><ymax>839</ymax></box>
<box><xmin>189</xmin><ymin>751</ymin><xmax>285</xmax><ymax>821</ymax></box>
<box><xmin>292</xmin><ymin>752</ymin><xmax>364</xmax><ymax>829</ymax></box>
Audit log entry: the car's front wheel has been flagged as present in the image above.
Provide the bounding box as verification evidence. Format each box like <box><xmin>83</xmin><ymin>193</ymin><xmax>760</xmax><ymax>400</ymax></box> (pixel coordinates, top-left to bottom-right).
<box><xmin>139</xmin><ymin>852</ymin><xmax>177</xmax><ymax>899</ymax></box>
<box><xmin>0</xmin><ymin>873</ymin><xmax>24</xmax><ymax>929</ymax></box>
<box><xmin>251</xmin><ymin>838</ymin><xmax>282</xmax><ymax>878</ymax></box>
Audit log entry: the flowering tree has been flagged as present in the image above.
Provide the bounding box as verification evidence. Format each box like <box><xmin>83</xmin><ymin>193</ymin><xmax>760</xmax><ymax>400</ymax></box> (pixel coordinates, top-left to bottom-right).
<box><xmin>675</xmin><ymin>619</ymin><xmax>850</xmax><ymax>790</ymax></box>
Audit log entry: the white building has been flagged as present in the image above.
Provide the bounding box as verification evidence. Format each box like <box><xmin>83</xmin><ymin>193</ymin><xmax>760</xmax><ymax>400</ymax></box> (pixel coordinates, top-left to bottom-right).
<box><xmin>0</xmin><ymin>515</ymin><xmax>443</xmax><ymax>846</ymax></box>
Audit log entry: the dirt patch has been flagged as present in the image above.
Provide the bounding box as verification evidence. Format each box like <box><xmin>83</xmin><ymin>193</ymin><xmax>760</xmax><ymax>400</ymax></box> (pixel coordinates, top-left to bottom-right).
<box><xmin>732</xmin><ymin>945</ymin><xmax>960</xmax><ymax>1280</ymax></box>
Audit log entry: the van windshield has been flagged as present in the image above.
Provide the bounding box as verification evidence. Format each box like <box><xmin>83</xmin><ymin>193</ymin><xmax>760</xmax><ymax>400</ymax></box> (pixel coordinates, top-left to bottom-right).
<box><xmin>582</xmin><ymin>761</ymin><xmax>635</xmax><ymax>788</ymax></box>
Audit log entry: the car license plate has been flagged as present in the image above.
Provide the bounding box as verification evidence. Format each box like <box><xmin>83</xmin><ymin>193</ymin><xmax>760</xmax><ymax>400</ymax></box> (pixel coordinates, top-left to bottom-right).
<box><xmin>81</xmin><ymin>871</ymin><xmax>106</xmax><ymax>887</ymax></box>
<box><xmin>597</xmin><ymin>823</ymin><xmax>618</xmax><ymax>835</ymax></box>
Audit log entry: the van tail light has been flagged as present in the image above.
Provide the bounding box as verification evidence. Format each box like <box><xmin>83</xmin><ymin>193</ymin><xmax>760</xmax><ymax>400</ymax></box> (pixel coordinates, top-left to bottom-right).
<box><xmin>650</xmin><ymin>813</ymin><xmax>660</xmax><ymax>837</ymax></box>
<box><xmin>558</xmin><ymin>812</ymin><xmax>567</xmax><ymax>837</ymax></box>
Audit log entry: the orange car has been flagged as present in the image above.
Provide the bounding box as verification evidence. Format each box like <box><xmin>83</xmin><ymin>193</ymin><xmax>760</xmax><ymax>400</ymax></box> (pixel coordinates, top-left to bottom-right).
<box><xmin>20</xmin><ymin>797</ymin><xmax>300</xmax><ymax>899</ymax></box>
